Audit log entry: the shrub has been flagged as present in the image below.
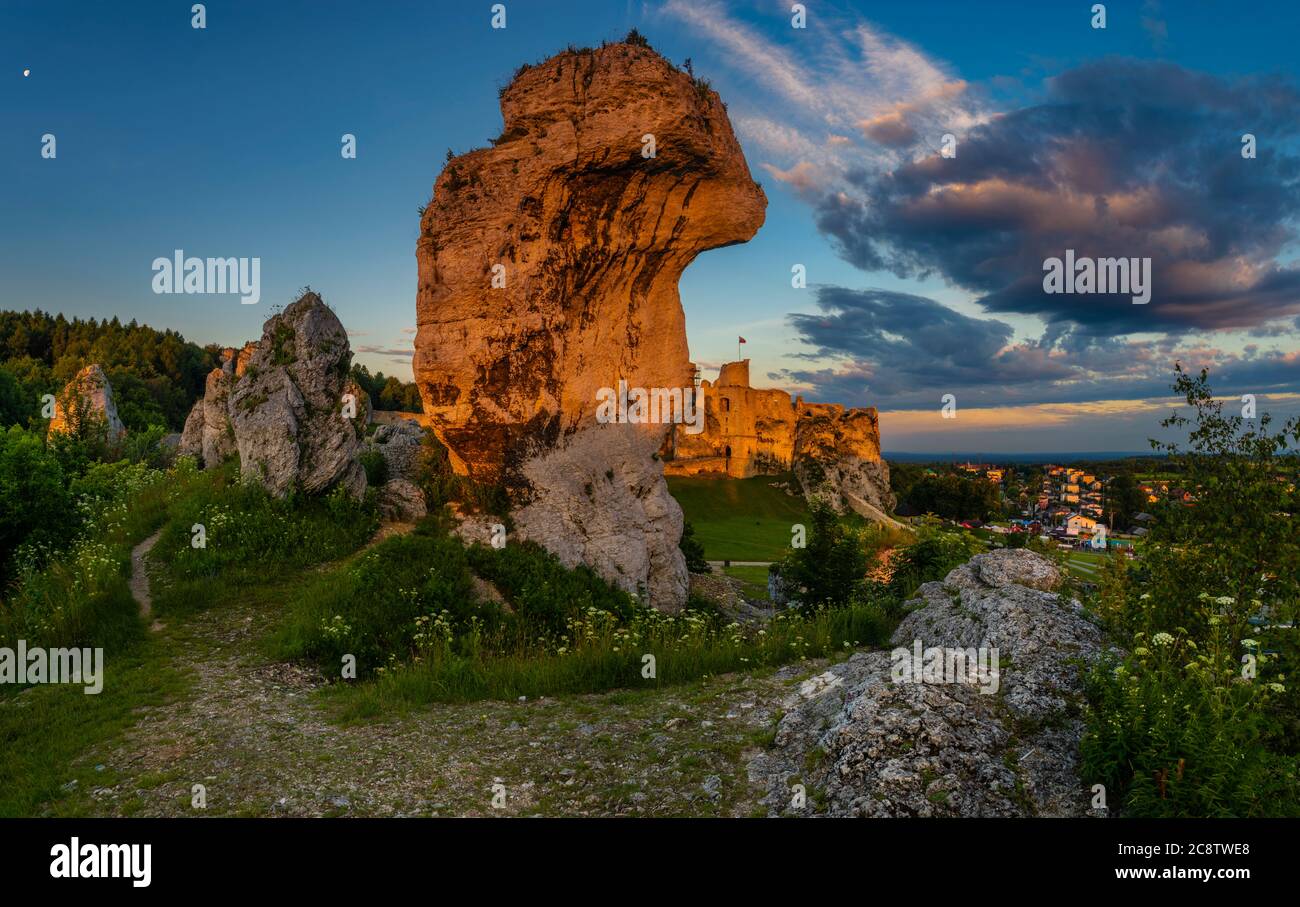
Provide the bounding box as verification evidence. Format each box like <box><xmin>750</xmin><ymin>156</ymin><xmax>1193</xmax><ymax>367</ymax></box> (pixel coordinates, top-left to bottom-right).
<box><xmin>466</xmin><ymin>540</ymin><xmax>637</xmax><ymax>637</ymax></box>
<box><xmin>775</xmin><ymin>500</ymin><xmax>867</xmax><ymax>609</ymax></box>
<box><xmin>358</xmin><ymin>448</ymin><xmax>388</xmax><ymax>486</ymax></box>
<box><xmin>273</xmin><ymin>529</ymin><xmax>492</xmax><ymax>677</ymax></box>
<box><xmin>0</xmin><ymin>458</ymin><xmax>196</xmax><ymax>652</ymax></box>
<box><xmin>1082</xmin><ymin>366</ymin><xmax>1300</xmax><ymax>816</ymax></box>
<box><xmin>1081</xmin><ymin>613</ymin><xmax>1299</xmax><ymax>817</ymax></box>
<box><xmin>679</xmin><ymin>520</ymin><xmax>710</xmax><ymax>574</ymax></box>
<box><xmin>884</xmin><ymin>528</ymin><xmax>983</xmax><ymax>608</ymax></box>
<box><xmin>0</xmin><ymin>427</ymin><xmax>75</xmax><ymax>583</ymax></box>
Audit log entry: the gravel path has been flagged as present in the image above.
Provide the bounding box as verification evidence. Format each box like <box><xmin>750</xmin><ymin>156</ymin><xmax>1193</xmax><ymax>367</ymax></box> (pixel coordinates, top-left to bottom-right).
<box><xmin>129</xmin><ymin>530</ymin><xmax>163</xmax><ymax>627</ymax></box>
<box><xmin>51</xmin><ymin>533</ymin><xmax>826</xmax><ymax>818</ymax></box>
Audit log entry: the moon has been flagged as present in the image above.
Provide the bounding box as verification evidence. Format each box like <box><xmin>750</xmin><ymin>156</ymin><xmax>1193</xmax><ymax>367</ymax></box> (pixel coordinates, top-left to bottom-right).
<box><xmin>22</xmin><ymin>68</ymin><xmax>30</xmax><ymax>77</ymax></box>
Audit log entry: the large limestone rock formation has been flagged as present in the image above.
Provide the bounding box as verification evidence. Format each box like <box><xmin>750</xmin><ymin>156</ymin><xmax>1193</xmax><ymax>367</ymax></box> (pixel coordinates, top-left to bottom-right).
<box><xmin>179</xmin><ymin>292</ymin><xmax>367</xmax><ymax>499</ymax></box>
<box><xmin>749</xmin><ymin>550</ymin><xmax>1108</xmax><ymax>817</ymax></box>
<box><xmin>413</xmin><ymin>42</ymin><xmax>766</xmax><ymax>609</ymax></box>
<box><xmin>663</xmin><ymin>359</ymin><xmax>896</xmax><ymax>522</ymax></box>
<box><xmin>48</xmin><ymin>364</ymin><xmax>126</xmax><ymax>441</ymax></box>
<box><xmin>794</xmin><ymin>405</ymin><xmax>897</xmax><ymax>524</ymax></box>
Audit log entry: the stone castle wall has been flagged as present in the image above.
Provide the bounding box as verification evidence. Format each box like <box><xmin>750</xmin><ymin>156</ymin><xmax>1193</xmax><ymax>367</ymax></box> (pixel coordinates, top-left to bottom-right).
<box><xmin>662</xmin><ymin>360</ymin><xmax>883</xmax><ymax>480</ymax></box>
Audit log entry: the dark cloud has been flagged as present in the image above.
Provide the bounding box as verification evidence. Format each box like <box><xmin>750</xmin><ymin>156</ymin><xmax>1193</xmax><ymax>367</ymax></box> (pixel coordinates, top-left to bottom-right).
<box><xmin>814</xmin><ymin>59</ymin><xmax>1300</xmax><ymax>338</ymax></box>
<box><xmin>779</xmin><ymin>286</ymin><xmax>1300</xmax><ymax>410</ymax></box>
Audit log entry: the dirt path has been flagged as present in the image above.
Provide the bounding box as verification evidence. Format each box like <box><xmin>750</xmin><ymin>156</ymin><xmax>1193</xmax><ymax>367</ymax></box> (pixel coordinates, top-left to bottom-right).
<box><xmin>129</xmin><ymin>530</ymin><xmax>163</xmax><ymax>627</ymax></box>
<box><xmin>51</xmin><ymin>529</ymin><xmax>817</xmax><ymax>818</ymax></box>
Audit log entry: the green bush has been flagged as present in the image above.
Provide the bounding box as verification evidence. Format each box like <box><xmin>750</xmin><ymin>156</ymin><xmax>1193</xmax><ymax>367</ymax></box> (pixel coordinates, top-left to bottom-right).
<box><xmin>679</xmin><ymin>520</ymin><xmax>710</xmax><ymax>574</ymax></box>
<box><xmin>0</xmin><ymin>426</ymin><xmax>74</xmax><ymax>583</ymax></box>
<box><xmin>326</xmin><ymin>600</ymin><xmax>893</xmax><ymax>715</ymax></box>
<box><xmin>774</xmin><ymin>500</ymin><xmax>867</xmax><ymax>610</ymax></box>
<box><xmin>1</xmin><ymin>458</ymin><xmax>196</xmax><ymax>653</ymax></box>
<box><xmin>273</xmin><ymin>528</ymin><xmax>493</xmax><ymax>677</ymax></box>
<box><xmin>466</xmin><ymin>540</ymin><xmax>637</xmax><ymax>636</ymax></box>
<box><xmin>885</xmin><ymin>528</ymin><xmax>983</xmax><ymax>608</ymax></box>
<box><xmin>1082</xmin><ymin>366</ymin><xmax>1300</xmax><ymax>816</ymax></box>
<box><xmin>358</xmin><ymin>448</ymin><xmax>388</xmax><ymax>486</ymax></box>
<box><xmin>1081</xmin><ymin>620</ymin><xmax>1299</xmax><ymax>817</ymax></box>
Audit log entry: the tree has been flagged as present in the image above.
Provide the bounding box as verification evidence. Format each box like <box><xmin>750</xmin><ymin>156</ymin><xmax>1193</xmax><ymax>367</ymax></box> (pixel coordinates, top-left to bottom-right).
<box><xmin>777</xmin><ymin>500</ymin><xmax>867</xmax><ymax>608</ymax></box>
<box><xmin>678</xmin><ymin>521</ymin><xmax>709</xmax><ymax>574</ymax></box>
<box><xmin>1141</xmin><ymin>363</ymin><xmax>1300</xmax><ymax>640</ymax></box>
<box><xmin>0</xmin><ymin>427</ymin><xmax>74</xmax><ymax>583</ymax></box>
<box><xmin>1104</xmin><ymin>473</ymin><xmax>1145</xmax><ymax>532</ymax></box>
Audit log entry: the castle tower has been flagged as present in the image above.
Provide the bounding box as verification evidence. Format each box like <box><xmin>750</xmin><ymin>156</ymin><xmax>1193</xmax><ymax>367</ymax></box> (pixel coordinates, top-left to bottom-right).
<box><xmin>716</xmin><ymin>359</ymin><xmax>750</xmax><ymax>388</ymax></box>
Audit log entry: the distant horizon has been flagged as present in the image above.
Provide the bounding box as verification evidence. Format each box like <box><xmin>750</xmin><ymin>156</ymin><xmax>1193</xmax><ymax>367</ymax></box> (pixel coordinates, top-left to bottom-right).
<box><xmin>882</xmin><ymin>450</ymin><xmax>1164</xmax><ymax>463</ymax></box>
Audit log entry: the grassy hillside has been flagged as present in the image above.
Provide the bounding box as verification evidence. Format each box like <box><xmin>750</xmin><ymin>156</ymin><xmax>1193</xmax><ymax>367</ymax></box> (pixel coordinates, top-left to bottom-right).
<box><xmin>667</xmin><ymin>473</ymin><xmax>811</xmax><ymax>562</ymax></box>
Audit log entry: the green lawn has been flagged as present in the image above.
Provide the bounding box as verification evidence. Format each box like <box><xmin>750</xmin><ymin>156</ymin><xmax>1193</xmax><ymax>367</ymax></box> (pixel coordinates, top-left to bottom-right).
<box><xmin>667</xmin><ymin>473</ymin><xmax>811</xmax><ymax>562</ymax></box>
<box><xmin>1064</xmin><ymin>548</ymin><xmax>1108</xmax><ymax>579</ymax></box>
<box><xmin>722</xmin><ymin>564</ymin><xmax>772</xmax><ymax>600</ymax></box>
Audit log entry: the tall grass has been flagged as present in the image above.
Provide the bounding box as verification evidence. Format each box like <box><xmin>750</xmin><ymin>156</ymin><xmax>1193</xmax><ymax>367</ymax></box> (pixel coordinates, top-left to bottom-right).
<box><xmin>0</xmin><ymin>458</ymin><xmax>207</xmax><ymax>654</ymax></box>
<box><xmin>272</xmin><ymin>525</ymin><xmax>894</xmax><ymax>715</ymax></box>
<box><xmin>149</xmin><ymin>474</ymin><xmax>378</xmax><ymax>616</ymax></box>
<box><xmin>326</xmin><ymin>602</ymin><xmax>891</xmax><ymax>719</ymax></box>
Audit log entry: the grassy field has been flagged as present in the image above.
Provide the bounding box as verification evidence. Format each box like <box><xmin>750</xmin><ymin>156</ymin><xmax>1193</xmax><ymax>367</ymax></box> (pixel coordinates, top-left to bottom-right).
<box><xmin>1064</xmin><ymin>548</ymin><xmax>1109</xmax><ymax>579</ymax></box>
<box><xmin>666</xmin><ymin>473</ymin><xmax>811</xmax><ymax>562</ymax></box>
<box><xmin>722</xmin><ymin>564</ymin><xmax>771</xmax><ymax>600</ymax></box>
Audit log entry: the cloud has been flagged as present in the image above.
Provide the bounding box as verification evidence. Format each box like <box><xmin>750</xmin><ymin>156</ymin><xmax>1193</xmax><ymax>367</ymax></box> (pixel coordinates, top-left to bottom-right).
<box><xmin>668</xmin><ymin>2</ymin><xmax>1300</xmax><ymax>424</ymax></box>
<box><xmin>1142</xmin><ymin>0</ymin><xmax>1169</xmax><ymax>53</ymax></box>
<box><xmin>777</xmin><ymin>286</ymin><xmax>1300</xmax><ymax>411</ymax></box>
<box><xmin>760</xmin><ymin>160</ymin><xmax>823</xmax><ymax>194</ymax></box>
<box><xmin>660</xmin><ymin>0</ymin><xmax>989</xmax><ymax>177</ymax></box>
<box><xmin>812</xmin><ymin>58</ymin><xmax>1300</xmax><ymax>337</ymax></box>
<box><xmin>357</xmin><ymin>345</ymin><xmax>414</xmax><ymax>358</ymax></box>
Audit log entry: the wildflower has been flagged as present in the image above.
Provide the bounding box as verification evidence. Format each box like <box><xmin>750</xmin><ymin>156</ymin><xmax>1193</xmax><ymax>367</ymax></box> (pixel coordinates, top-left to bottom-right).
<box><xmin>1152</xmin><ymin>632</ymin><xmax>1175</xmax><ymax>647</ymax></box>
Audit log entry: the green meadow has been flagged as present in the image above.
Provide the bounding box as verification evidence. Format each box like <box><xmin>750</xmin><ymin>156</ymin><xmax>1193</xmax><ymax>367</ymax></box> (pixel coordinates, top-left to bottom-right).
<box><xmin>666</xmin><ymin>473</ymin><xmax>811</xmax><ymax>562</ymax></box>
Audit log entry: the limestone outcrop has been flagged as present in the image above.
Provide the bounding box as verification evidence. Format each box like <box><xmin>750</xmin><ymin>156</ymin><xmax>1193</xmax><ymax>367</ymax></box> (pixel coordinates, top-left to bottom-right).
<box><xmin>179</xmin><ymin>349</ymin><xmax>237</xmax><ymax>466</ymax></box>
<box><xmin>48</xmin><ymin>364</ymin><xmax>126</xmax><ymax>441</ymax></box>
<box><xmin>178</xmin><ymin>292</ymin><xmax>367</xmax><ymax>499</ymax></box>
<box><xmin>663</xmin><ymin>359</ymin><xmax>896</xmax><ymax>522</ymax></box>
<box><xmin>364</xmin><ymin>419</ymin><xmax>428</xmax><ymax>521</ymax></box>
<box><xmin>412</xmin><ymin>42</ymin><xmax>766</xmax><ymax>609</ymax></box>
<box><xmin>749</xmin><ymin>549</ymin><xmax>1108</xmax><ymax>817</ymax></box>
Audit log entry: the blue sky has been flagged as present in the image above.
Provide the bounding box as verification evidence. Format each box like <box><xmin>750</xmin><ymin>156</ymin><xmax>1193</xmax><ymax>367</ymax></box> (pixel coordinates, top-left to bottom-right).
<box><xmin>3</xmin><ymin>0</ymin><xmax>1299</xmax><ymax>452</ymax></box>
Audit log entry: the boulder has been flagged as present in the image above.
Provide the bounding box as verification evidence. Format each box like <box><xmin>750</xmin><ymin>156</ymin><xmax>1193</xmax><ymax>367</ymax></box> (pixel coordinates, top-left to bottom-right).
<box><xmin>364</xmin><ymin>419</ymin><xmax>428</xmax><ymax>521</ymax></box>
<box><xmin>748</xmin><ymin>549</ymin><xmax>1107</xmax><ymax>817</ymax></box>
<box><xmin>229</xmin><ymin>292</ymin><xmax>367</xmax><ymax>498</ymax></box>
<box><xmin>413</xmin><ymin>42</ymin><xmax>765</xmax><ymax>610</ymax></box>
<box><xmin>179</xmin><ymin>292</ymin><xmax>367</xmax><ymax>498</ymax></box>
<box><xmin>48</xmin><ymin>364</ymin><xmax>126</xmax><ymax>442</ymax></box>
